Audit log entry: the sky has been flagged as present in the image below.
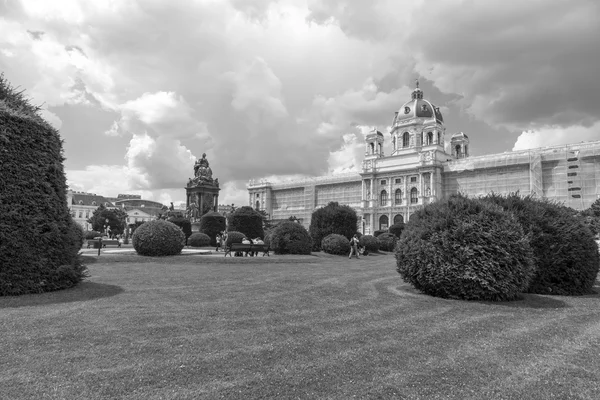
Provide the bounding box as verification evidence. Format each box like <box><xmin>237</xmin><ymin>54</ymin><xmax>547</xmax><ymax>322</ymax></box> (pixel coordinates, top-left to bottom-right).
<box><xmin>1</xmin><ymin>0</ymin><xmax>599</xmax><ymax>207</ymax></box>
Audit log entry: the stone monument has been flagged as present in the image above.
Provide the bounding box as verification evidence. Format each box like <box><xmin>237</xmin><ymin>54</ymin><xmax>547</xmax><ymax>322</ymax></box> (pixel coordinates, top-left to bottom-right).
<box><xmin>185</xmin><ymin>153</ymin><xmax>220</xmax><ymax>229</ymax></box>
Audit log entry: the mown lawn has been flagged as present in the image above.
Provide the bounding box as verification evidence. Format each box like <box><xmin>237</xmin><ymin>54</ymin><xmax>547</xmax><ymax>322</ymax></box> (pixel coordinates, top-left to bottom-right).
<box><xmin>2</xmin><ymin>252</ymin><xmax>600</xmax><ymax>399</ymax></box>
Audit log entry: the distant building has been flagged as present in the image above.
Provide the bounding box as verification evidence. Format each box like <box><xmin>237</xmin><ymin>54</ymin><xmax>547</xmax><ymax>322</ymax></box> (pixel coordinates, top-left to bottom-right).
<box><xmin>248</xmin><ymin>82</ymin><xmax>600</xmax><ymax>234</ymax></box>
<box><xmin>66</xmin><ymin>192</ymin><xmax>116</xmax><ymax>230</ymax></box>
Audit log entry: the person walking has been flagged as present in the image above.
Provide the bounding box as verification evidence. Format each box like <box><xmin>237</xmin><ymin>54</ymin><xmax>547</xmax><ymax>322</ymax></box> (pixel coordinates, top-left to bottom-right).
<box><xmin>215</xmin><ymin>233</ymin><xmax>222</xmax><ymax>252</ymax></box>
<box><xmin>349</xmin><ymin>234</ymin><xmax>360</xmax><ymax>259</ymax></box>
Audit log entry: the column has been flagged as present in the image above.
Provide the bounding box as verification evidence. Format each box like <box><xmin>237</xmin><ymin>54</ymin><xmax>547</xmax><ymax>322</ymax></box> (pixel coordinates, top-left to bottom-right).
<box><xmin>388</xmin><ymin>178</ymin><xmax>393</xmax><ymax>208</ymax></box>
<box><xmin>370</xmin><ymin>178</ymin><xmax>374</xmax><ymax>208</ymax></box>
<box><xmin>430</xmin><ymin>170</ymin><xmax>435</xmax><ymax>198</ymax></box>
<box><xmin>199</xmin><ymin>192</ymin><xmax>204</xmax><ymax>214</ymax></box>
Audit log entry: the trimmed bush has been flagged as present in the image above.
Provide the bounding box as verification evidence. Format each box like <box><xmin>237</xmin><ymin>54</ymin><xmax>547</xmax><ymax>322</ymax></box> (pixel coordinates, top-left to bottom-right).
<box><xmin>373</xmin><ymin>230</ymin><xmax>387</xmax><ymax>237</ymax></box>
<box><xmin>321</xmin><ymin>234</ymin><xmax>351</xmax><ymax>255</ymax></box>
<box><xmin>396</xmin><ymin>195</ymin><xmax>536</xmax><ymax>301</ymax></box>
<box><xmin>377</xmin><ymin>233</ymin><xmax>397</xmax><ymax>252</ymax></box>
<box><xmin>359</xmin><ymin>235</ymin><xmax>380</xmax><ymax>252</ymax></box>
<box><xmin>132</xmin><ymin>220</ymin><xmax>185</xmax><ymax>256</ymax></box>
<box><xmin>225</xmin><ymin>231</ymin><xmax>245</xmax><ymax>247</ymax></box>
<box><xmin>199</xmin><ymin>211</ymin><xmax>226</xmax><ymax>246</ymax></box>
<box><xmin>227</xmin><ymin>206</ymin><xmax>264</xmax><ymax>240</ymax></box>
<box><xmin>168</xmin><ymin>216</ymin><xmax>192</xmax><ymax>243</ymax></box>
<box><xmin>84</xmin><ymin>230</ymin><xmax>102</xmax><ymax>240</ymax></box>
<box><xmin>388</xmin><ymin>223</ymin><xmax>405</xmax><ymax>238</ymax></box>
<box><xmin>271</xmin><ymin>221</ymin><xmax>312</xmax><ymax>255</ymax></box>
<box><xmin>188</xmin><ymin>232</ymin><xmax>211</xmax><ymax>247</ymax></box>
<box><xmin>309</xmin><ymin>202</ymin><xmax>358</xmax><ymax>251</ymax></box>
<box><xmin>482</xmin><ymin>193</ymin><xmax>600</xmax><ymax>295</ymax></box>
<box><xmin>0</xmin><ymin>74</ymin><xmax>87</xmax><ymax>296</ymax></box>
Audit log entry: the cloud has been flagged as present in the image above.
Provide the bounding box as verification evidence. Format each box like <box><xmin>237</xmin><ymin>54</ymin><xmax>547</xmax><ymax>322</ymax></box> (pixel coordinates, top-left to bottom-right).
<box><xmin>512</xmin><ymin>121</ymin><xmax>600</xmax><ymax>151</ymax></box>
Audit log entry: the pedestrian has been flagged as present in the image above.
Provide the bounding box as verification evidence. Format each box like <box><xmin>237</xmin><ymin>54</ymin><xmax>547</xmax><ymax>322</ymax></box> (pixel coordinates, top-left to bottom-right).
<box><xmin>215</xmin><ymin>233</ymin><xmax>221</xmax><ymax>252</ymax></box>
<box><xmin>349</xmin><ymin>234</ymin><xmax>360</xmax><ymax>259</ymax></box>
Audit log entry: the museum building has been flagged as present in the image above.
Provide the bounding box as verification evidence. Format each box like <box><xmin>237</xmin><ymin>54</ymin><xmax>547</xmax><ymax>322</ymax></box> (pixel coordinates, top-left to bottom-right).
<box><xmin>247</xmin><ymin>83</ymin><xmax>600</xmax><ymax>234</ymax></box>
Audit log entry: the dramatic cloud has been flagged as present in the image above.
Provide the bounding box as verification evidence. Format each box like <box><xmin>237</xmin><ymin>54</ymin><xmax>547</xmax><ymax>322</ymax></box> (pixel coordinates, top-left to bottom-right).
<box><xmin>2</xmin><ymin>0</ymin><xmax>599</xmax><ymax>207</ymax></box>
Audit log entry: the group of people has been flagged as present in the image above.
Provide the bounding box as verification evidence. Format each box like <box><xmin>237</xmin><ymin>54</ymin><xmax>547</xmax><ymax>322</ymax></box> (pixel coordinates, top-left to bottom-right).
<box><xmin>215</xmin><ymin>231</ymin><xmax>227</xmax><ymax>252</ymax></box>
<box><xmin>241</xmin><ymin>236</ymin><xmax>264</xmax><ymax>257</ymax></box>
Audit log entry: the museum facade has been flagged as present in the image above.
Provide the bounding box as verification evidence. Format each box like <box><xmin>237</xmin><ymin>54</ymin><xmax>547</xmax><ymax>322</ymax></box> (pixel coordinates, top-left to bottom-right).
<box><xmin>247</xmin><ymin>83</ymin><xmax>600</xmax><ymax>234</ymax></box>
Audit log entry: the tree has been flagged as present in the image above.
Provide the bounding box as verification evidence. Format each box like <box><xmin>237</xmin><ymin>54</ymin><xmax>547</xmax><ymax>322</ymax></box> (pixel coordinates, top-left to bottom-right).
<box><xmin>87</xmin><ymin>205</ymin><xmax>127</xmax><ymax>235</ymax></box>
<box><xmin>581</xmin><ymin>198</ymin><xmax>600</xmax><ymax>236</ymax></box>
<box><xmin>308</xmin><ymin>202</ymin><xmax>358</xmax><ymax>251</ymax></box>
<box><xmin>258</xmin><ymin>209</ymin><xmax>275</xmax><ymax>231</ymax></box>
<box><xmin>227</xmin><ymin>206</ymin><xmax>264</xmax><ymax>239</ymax></box>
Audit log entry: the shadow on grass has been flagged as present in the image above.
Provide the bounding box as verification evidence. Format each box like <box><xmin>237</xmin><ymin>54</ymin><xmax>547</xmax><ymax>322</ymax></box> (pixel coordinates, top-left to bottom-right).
<box><xmin>0</xmin><ymin>281</ymin><xmax>124</xmax><ymax>309</ymax></box>
<box><xmin>479</xmin><ymin>293</ymin><xmax>568</xmax><ymax>309</ymax></box>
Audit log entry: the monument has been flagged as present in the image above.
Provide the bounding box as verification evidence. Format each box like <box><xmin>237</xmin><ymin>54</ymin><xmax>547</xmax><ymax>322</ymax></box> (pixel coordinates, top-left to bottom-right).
<box><xmin>185</xmin><ymin>153</ymin><xmax>220</xmax><ymax>226</ymax></box>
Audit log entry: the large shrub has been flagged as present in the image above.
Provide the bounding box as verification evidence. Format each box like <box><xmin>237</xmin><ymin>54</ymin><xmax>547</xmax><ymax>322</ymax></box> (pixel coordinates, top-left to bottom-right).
<box><xmin>373</xmin><ymin>230</ymin><xmax>387</xmax><ymax>237</ymax></box>
<box><xmin>482</xmin><ymin>193</ymin><xmax>600</xmax><ymax>295</ymax></box>
<box><xmin>271</xmin><ymin>221</ymin><xmax>312</xmax><ymax>255</ymax></box>
<box><xmin>0</xmin><ymin>74</ymin><xmax>87</xmax><ymax>296</ymax></box>
<box><xmin>199</xmin><ymin>211</ymin><xmax>226</xmax><ymax>246</ymax></box>
<box><xmin>396</xmin><ymin>195</ymin><xmax>536</xmax><ymax>301</ymax></box>
<box><xmin>188</xmin><ymin>232</ymin><xmax>211</xmax><ymax>247</ymax></box>
<box><xmin>168</xmin><ymin>216</ymin><xmax>192</xmax><ymax>243</ymax></box>
<box><xmin>321</xmin><ymin>234</ymin><xmax>351</xmax><ymax>255</ymax></box>
<box><xmin>388</xmin><ymin>223</ymin><xmax>405</xmax><ymax>238</ymax></box>
<box><xmin>132</xmin><ymin>220</ymin><xmax>185</xmax><ymax>256</ymax></box>
<box><xmin>225</xmin><ymin>231</ymin><xmax>245</xmax><ymax>247</ymax></box>
<box><xmin>227</xmin><ymin>206</ymin><xmax>264</xmax><ymax>240</ymax></box>
<box><xmin>309</xmin><ymin>202</ymin><xmax>358</xmax><ymax>251</ymax></box>
<box><xmin>377</xmin><ymin>233</ymin><xmax>397</xmax><ymax>252</ymax></box>
<box><xmin>359</xmin><ymin>235</ymin><xmax>380</xmax><ymax>252</ymax></box>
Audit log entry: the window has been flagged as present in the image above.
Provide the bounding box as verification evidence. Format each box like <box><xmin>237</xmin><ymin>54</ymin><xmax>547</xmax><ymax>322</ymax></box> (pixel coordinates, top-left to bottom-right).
<box><xmin>395</xmin><ymin>189</ymin><xmax>402</xmax><ymax>205</ymax></box>
<box><xmin>395</xmin><ymin>178</ymin><xmax>402</xmax><ymax>184</ymax></box>
<box><xmin>85</xmin><ymin>210</ymin><xmax>89</xmax><ymax>218</ymax></box>
<box><xmin>78</xmin><ymin>211</ymin><xmax>83</xmax><ymax>218</ymax></box>
<box><xmin>78</xmin><ymin>200</ymin><xmax>83</xmax><ymax>205</ymax></box>
<box><xmin>380</xmin><ymin>190</ymin><xmax>388</xmax><ymax>206</ymax></box>
<box><xmin>394</xmin><ymin>214</ymin><xmax>404</xmax><ymax>224</ymax></box>
<box><xmin>410</xmin><ymin>177</ymin><xmax>417</xmax><ymax>183</ymax></box>
<box><xmin>410</xmin><ymin>188</ymin><xmax>418</xmax><ymax>204</ymax></box>
<box><xmin>256</xmin><ymin>194</ymin><xmax>260</xmax><ymax>198</ymax></box>
<box><xmin>255</xmin><ymin>200</ymin><xmax>260</xmax><ymax>210</ymax></box>
<box><xmin>402</xmin><ymin>132</ymin><xmax>410</xmax><ymax>148</ymax></box>
<box><xmin>91</xmin><ymin>201</ymin><xmax>97</xmax><ymax>206</ymax></box>
<box><xmin>380</xmin><ymin>180</ymin><xmax>387</xmax><ymax>185</ymax></box>
<box><xmin>427</xmin><ymin>131</ymin><xmax>433</xmax><ymax>145</ymax></box>
<box><xmin>455</xmin><ymin>145</ymin><xmax>462</xmax><ymax>158</ymax></box>
<box><xmin>379</xmin><ymin>215</ymin><xmax>389</xmax><ymax>230</ymax></box>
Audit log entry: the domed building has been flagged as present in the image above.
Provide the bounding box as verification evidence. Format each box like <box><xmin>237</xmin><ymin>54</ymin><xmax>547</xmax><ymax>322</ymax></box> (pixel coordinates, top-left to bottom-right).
<box><xmin>248</xmin><ymin>81</ymin><xmax>600</xmax><ymax>233</ymax></box>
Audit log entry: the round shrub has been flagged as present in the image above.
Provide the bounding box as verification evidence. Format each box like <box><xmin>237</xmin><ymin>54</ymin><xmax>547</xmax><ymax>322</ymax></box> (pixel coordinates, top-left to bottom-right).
<box><xmin>0</xmin><ymin>75</ymin><xmax>87</xmax><ymax>296</ymax></box>
<box><xmin>373</xmin><ymin>230</ymin><xmax>387</xmax><ymax>237</ymax></box>
<box><xmin>199</xmin><ymin>211</ymin><xmax>226</xmax><ymax>246</ymax></box>
<box><xmin>309</xmin><ymin>202</ymin><xmax>358</xmax><ymax>251</ymax></box>
<box><xmin>188</xmin><ymin>232</ymin><xmax>211</xmax><ymax>247</ymax></box>
<box><xmin>482</xmin><ymin>193</ymin><xmax>600</xmax><ymax>295</ymax></box>
<box><xmin>225</xmin><ymin>231</ymin><xmax>245</xmax><ymax>247</ymax></box>
<box><xmin>84</xmin><ymin>230</ymin><xmax>102</xmax><ymax>240</ymax></box>
<box><xmin>271</xmin><ymin>221</ymin><xmax>312</xmax><ymax>255</ymax></box>
<box><xmin>359</xmin><ymin>235</ymin><xmax>380</xmax><ymax>252</ymax></box>
<box><xmin>388</xmin><ymin>223</ymin><xmax>405</xmax><ymax>238</ymax></box>
<box><xmin>396</xmin><ymin>195</ymin><xmax>536</xmax><ymax>301</ymax></box>
<box><xmin>377</xmin><ymin>233</ymin><xmax>397</xmax><ymax>252</ymax></box>
<box><xmin>321</xmin><ymin>234</ymin><xmax>351</xmax><ymax>255</ymax></box>
<box><xmin>227</xmin><ymin>206</ymin><xmax>264</xmax><ymax>240</ymax></box>
<box><xmin>132</xmin><ymin>220</ymin><xmax>185</xmax><ymax>256</ymax></box>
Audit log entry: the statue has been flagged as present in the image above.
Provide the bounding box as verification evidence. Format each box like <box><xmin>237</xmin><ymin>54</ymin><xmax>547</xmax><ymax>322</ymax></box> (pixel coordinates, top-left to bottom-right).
<box><xmin>214</xmin><ymin>178</ymin><xmax>219</xmax><ymax>187</ymax></box>
<box><xmin>186</xmin><ymin>202</ymin><xmax>199</xmax><ymax>222</ymax></box>
<box><xmin>193</xmin><ymin>153</ymin><xmax>213</xmax><ymax>182</ymax></box>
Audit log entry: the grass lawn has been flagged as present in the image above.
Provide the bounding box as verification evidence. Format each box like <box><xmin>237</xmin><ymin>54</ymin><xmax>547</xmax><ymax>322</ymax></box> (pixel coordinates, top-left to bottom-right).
<box><xmin>2</xmin><ymin>252</ymin><xmax>600</xmax><ymax>399</ymax></box>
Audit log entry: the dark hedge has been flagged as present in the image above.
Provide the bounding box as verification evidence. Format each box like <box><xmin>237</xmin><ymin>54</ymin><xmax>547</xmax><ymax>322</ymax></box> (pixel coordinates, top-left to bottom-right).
<box><xmin>308</xmin><ymin>202</ymin><xmax>358</xmax><ymax>251</ymax></box>
<box><xmin>225</xmin><ymin>231</ymin><xmax>245</xmax><ymax>247</ymax></box>
<box><xmin>188</xmin><ymin>232</ymin><xmax>211</xmax><ymax>247</ymax></box>
<box><xmin>482</xmin><ymin>193</ymin><xmax>600</xmax><ymax>295</ymax></box>
<box><xmin>132</xmin><ymin>220</ymin><xmax>185</xmax><ymax>256</ymax></box>
<box><xmin>271</xmin><ymin>221</ymin><xmax>312</xmax><ymax>255</ymax></box>
<box><xmin>227</xmin><ymin>206</ymin><xmax>264</xmax><ymax>241</ymax></box>
<box><xmin>388</xmin><ymin>223</ymin><xmax>405</xmax><ymax>238</ymax></box>
<box><xmin>359</xmin><ymin>235</ymin><xmax>380</xmax><ymax>252</ymax></box>
<box><xmin>321</xmin><ymin>234</ymin><xmax>351</xmax><ymax>256</ymax></box>
<box><xmin>0</xmin><ymin>75</ymin><xmax>87</xmax><ymax>296</ymax></box>
<box><xmin>377</xmin><ymin>233</ymin><xmax>397</xmax><ymax>252</ymax></box>
<box><xmin>199</xmin><ymin>211</ymin><xmax>226</xmax><ymax>246</ymax></box>
<box><xmin>396</xmin><ymin>195</ymin><xmax>536</xmax><ymax>301</ymax></box>
<box><xmin>168</xmin><ymin>216</ymin><xmax>192</xmax><ymax>243</ymax></box>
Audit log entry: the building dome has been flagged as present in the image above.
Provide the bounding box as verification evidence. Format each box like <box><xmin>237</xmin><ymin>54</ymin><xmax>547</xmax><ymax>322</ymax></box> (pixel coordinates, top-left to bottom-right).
<box><xmin>394</xmin><ymin>81</ymin><xmax>444</xmax><ymax>124</ymax></box>
<box><xmin>451</xmin><ymin>132</ymin><xmax>468</xmax><ymax>139</ymax></box>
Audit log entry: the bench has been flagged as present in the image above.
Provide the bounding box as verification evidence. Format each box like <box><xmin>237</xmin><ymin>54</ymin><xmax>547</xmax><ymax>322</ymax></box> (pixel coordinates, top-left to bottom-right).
<box><xmin>87</xmin><ymin>239</ymin><xmax>122</xmax><ymax>248</ymax></box>
<box><xmin>224</xmin><ymin>243</ymin><xmax>270</xmax><ymax>257</ymax></box>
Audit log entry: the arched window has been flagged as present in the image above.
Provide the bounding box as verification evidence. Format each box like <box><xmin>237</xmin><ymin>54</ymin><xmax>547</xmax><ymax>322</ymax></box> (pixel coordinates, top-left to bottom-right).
<box><xmin>370</xmin><ymin>143</ymin><xmax>375</xmax><ymax>154</ymax></box>
<box><xmin>392</xmin><ymin>136</ymin><xmax>396</xmax><ymax>150</ymax></box>
<box><xmin>255</xmin><ymin>200</ymin><xmax>260</xmax><ymax>210</ymax></box>
<box><xmin>393</xmin><ymin>214</ymin><xmax>404</xmax><ymax>224</ymax></box>
<box><xmin>379</xmin><ymin>215</ymin><xmax>389</xmax><ymax>231</ymax></box>
<box><xmin>410</xmin><ymin>188</ymin><xmax>418</xmax><ymax>204</ymax></box>
<box><xmin>380</xmin><ymin>190</ymin><xmax>388</xmax><ymax>206</ymax></box>
<box><xmin>437</xmin><ymin>132</ymin><xmax>441</xmax><ymax>144</ymax></box>
<box><xmin>91</xmin><ymin>201</ymin><xmax>97</xmax><ymax>206</ymax></box>
<box><xmin>402</xmin><ymin>132</ymin><xmax>410</xmax><ymax>148</ymax></box>
<box><xmin>427</xmin><ymin>131</ymin><xmax>433</xmax><ymax>145</ymax></box>
<box><xmin>455</xmin><ymin>145</ymin><xmax>462</xmax><ymax>158</ymax></box>
<box><xmin>394</xmin><ymin>189</ymin><xmax>402</xmax><ymax>205</ymax></box>
<box><xmin>78</xmin><ymin>200</ymin><xmax>84</xmax><ymax>205</ymax></box>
